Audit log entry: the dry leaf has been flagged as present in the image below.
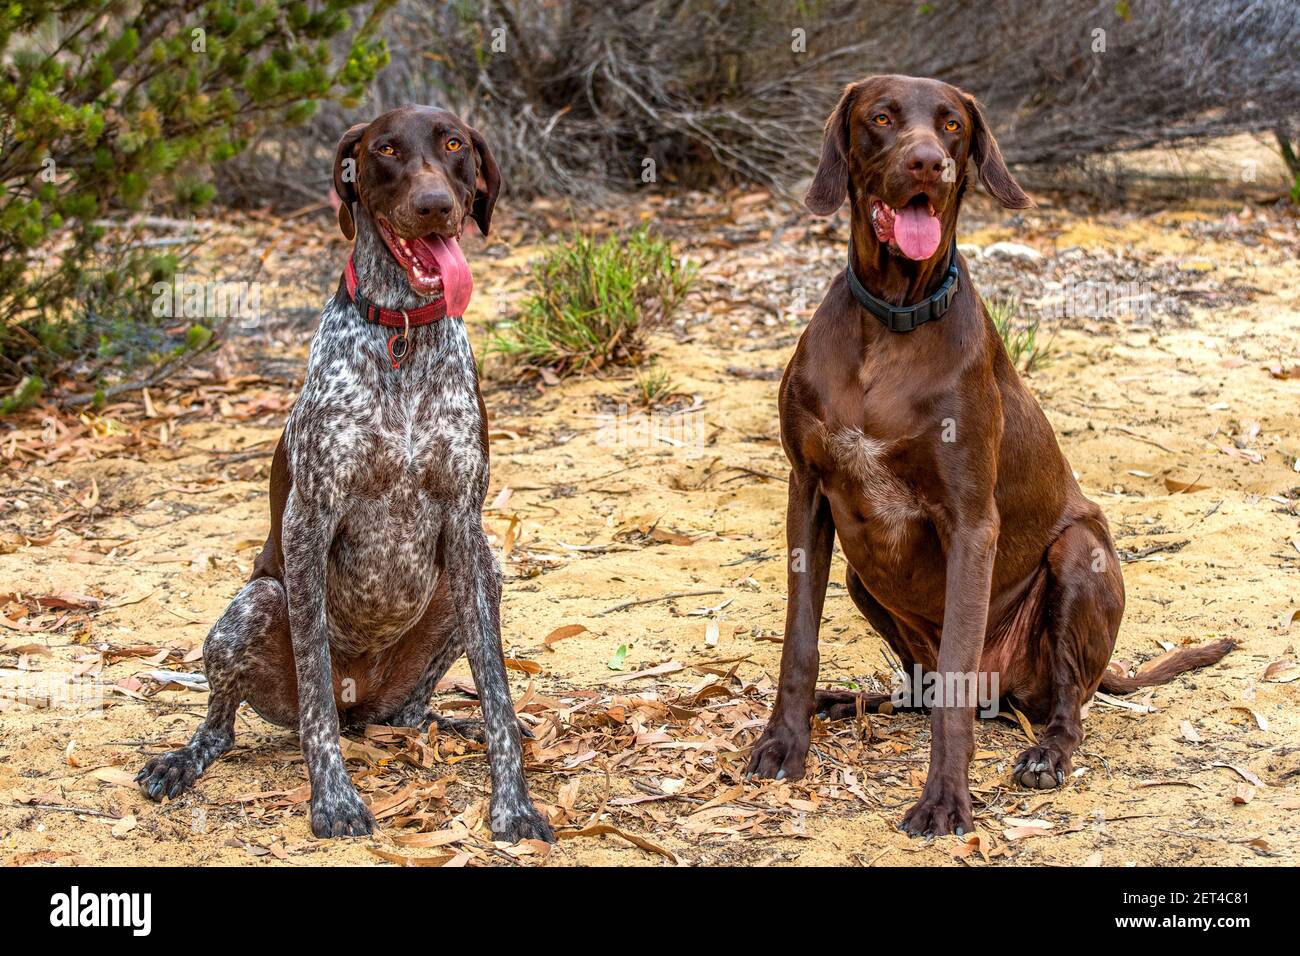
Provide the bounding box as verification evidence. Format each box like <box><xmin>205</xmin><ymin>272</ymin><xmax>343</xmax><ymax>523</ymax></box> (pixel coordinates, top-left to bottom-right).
<box><xmin>501</xmin><ymin>515</ymin><xmax>521</xmax><ymax>559</ymax></box>
<box><xmin>367</xmin><ymin>847</ymin><xmax>456</xmax><ymax>867</ymax></box>
<box><xmin>1262</xmin><ymin>659</ymin><xmax>1299</xmax><ymax>683</ymax></box>
<box><xmin>607</xmin><ymin>660</ymin><xmax>684</xmax><ymax>683</ymax></box>
<box><xmin>1003</xmin><ymin>703</ymin><xmax>1037</xmax><ymax>744</ymax></box>
<box><xmin>1210</xmin><ymin>762</ymin><xmax>1264</xmax><ymax>787</ymax></box>
<box><xmin>558</xmin><ymin>823</ymin><xmax>679</xmax><ymax>863</ymax></box>
<box><xmin>1003</xmin><ymin>818</ymin><xmax>1054</xmax><ymax>840</ymax></box>
<box><xmin>952</xmin><ymin>832</ymin><xmax>990</xmax><ymax>863</ymax></box>
<box><xmin>1230</xmin><ymin>705</ymin><xmax>1268</xmax><ymax>731</ymax></box>
<box><xmin>393</xmin><ymin>826</ymin><xmax>469</xmax><ymax>848</ymax></box>
<box><xmin>79</xmin><ymin>479</ymin><xmax>99</xmax><ymax>510</ymax></box>
<box><xmin>542</xmin><ymin>624</ymin><xmax>587</xmax><ymax>650</ymax></box>
<box><xmin>92</xmin><ymin>767</ymin><xmax>138</xmax><ymax>787</ymax></box>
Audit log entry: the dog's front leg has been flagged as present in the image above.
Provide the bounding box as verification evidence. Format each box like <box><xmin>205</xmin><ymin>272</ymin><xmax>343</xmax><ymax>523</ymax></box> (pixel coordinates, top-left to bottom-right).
<box><xmin>282</xmin><ymin>490</ymin><xmax>374</xmax><ymax>838</ymax></box>
<box><xmin>901</xmin><ymin>512</ymin><xmax>999</xmax><ymax>838</ymax></box>
<box><xmin>747</xmin><ymin>469</ymin><xmax>834</xmax><ymax>781</ymax></box>
<box><xmin>444</xmin><ymin>515</ymin><xmax>554</xmax><ymax>843</ymax></box>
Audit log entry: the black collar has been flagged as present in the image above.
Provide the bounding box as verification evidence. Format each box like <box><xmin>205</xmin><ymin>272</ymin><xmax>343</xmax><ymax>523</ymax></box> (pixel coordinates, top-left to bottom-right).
<box><xmin>845</xmin><ymin>239</ymin><xmax>960</xmax><ymax>333</ymax></box>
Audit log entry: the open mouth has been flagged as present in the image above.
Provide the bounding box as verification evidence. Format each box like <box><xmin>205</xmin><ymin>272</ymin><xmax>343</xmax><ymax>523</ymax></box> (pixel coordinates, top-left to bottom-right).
<box><xmin>871</xmin><ymin>195</ymin><xmax>942</xmax><ymax>261</ymax></box>
<box><xmin>375</xmin><ymin>218</ymin><xmax>474</xmax><ymax>315</ymax></box>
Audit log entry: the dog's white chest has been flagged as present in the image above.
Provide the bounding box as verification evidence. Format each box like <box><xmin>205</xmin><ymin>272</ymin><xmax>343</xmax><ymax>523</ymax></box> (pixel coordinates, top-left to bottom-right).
<box><xmin>825</xmin><ymin>425</ymin><xmax>924</xmax><ymax>539</ymax></box>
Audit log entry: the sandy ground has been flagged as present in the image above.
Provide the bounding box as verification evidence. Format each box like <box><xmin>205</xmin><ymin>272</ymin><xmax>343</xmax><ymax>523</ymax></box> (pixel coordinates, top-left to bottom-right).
<box><xmin>2</xmin><ymin>167</ymin><xmax>1299</xmax><ymax>867</ymax></box>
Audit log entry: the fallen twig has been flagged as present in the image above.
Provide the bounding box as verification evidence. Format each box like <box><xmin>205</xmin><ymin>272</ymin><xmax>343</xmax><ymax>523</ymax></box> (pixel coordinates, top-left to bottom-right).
<box><xmin>595</xmin><ymin>589</ymin><xmax>723</xmax><ymax>616</ymax></box>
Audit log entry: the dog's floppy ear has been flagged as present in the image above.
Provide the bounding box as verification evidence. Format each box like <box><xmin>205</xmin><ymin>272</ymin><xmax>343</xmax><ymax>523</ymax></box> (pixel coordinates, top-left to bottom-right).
<box><xmin>468</xmin><ymin>126</ymin><xmax>502</xmax><ymax>237</ymax></box>
<box><xmin>805</xmin><ymin>82</ymin><xmax>860</xmax><ymax>216</ymax></box>
<box><xmin>333</xmin><ymin>122</ymin><xmax>369</xmax><ymax>240</ymax></box>
<box><xmin>962</xmin><ymin>94</ymin><xmax>1032</xmax><ymax>209</ymax></box>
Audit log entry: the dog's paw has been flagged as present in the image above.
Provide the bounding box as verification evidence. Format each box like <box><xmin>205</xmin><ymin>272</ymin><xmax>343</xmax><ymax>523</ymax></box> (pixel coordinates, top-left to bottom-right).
<box><xmin>900</xmin><ymin>781</ymin><xmax>974</xmax><ymax>838</ymax></box>
<box><xmin>309</xmin><ymin>785</ymin><xmax>375</xmax><ymax>839</ymax></box>
<box><xmin>136</xmin><ymin>749</ymin><xmax>202</xmax><ymax>801</ymax></box>
<box><xmin>491</xmin><ymin>803</ymin><xmax>556</xmax><ymax>844</ymax></box>
<box><xmin>1012</xmin><ymin>744</ymin><xmax>1070</xmax><ymax>789</ymax></box>
<box><xmin>744</xmin><ymin>718</ymin><xmax>810</xmax><ymax>781</ymax></box>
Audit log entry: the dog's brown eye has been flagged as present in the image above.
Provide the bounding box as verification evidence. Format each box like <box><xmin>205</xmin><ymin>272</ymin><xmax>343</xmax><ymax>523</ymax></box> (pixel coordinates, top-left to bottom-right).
<box><xmin>377</xmin><ymin>144</ymin><xmax>396</xmax><ymax>157</ymax></box>
<box><xmin>873</xmin><ymin>113</ymin><xmax>890</xmax><ymax>126</ymax></box>
<box><xmin>446</xmin><ymin>137</ymin><xmax>463</xmax><ymax>152</ymax></box>
<box><xmin>945</xmin><ymin>119</ymin><xmax>960</xmax><ymax>132</ymax></box>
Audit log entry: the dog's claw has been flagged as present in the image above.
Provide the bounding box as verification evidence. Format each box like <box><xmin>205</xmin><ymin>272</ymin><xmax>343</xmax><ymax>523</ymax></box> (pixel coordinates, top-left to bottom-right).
<box><xmin>900</xmin><ymin>783</ymin><xmax>974</xmax><ymax>837</ymax></box>
<box><xmin>137</xmin><ymin>750</ymin><xmax>202</xmax><ymax>803</ymax></box>
<box><xmin>1012</xmin><ymin>744</ymin><xmax>1072</xmax><ymax>790</ymax></box>
<box><xmin>310</xmin><ymin>784</ymin><xmax>375</xmax><ymax>839</ymax></box>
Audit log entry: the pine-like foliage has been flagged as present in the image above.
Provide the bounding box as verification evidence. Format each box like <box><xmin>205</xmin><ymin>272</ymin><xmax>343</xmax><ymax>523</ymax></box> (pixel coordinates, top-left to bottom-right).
<box><xmin>0</xmin><ymin>1</ymin><xmax>394</xmax><ymax>397</ymax></box>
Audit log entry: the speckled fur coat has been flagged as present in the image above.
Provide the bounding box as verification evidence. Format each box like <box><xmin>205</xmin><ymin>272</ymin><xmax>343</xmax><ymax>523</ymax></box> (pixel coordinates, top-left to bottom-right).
<box><xmin>137</xmin><ymin>203</ymin><xmax>553</xmax><ymax>843</ymax></box>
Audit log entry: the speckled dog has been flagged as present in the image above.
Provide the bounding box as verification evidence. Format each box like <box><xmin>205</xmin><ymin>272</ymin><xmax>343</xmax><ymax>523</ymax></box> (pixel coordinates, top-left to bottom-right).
<box><xmin>137</xmin><ymin>106</ymin><xmax>554</xmax><ymax>843</ymax></box>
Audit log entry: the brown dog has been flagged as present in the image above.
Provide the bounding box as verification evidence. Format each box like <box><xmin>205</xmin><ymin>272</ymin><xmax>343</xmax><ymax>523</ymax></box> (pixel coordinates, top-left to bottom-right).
<box><xmin>745</xmin><ymin>75</ymin><xmax>1232</xmax><ymax>836</ymax></box>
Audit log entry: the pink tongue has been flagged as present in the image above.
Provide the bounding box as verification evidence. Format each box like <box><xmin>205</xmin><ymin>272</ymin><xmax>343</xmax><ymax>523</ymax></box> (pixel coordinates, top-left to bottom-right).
<box><xmin>424</xmin><ymin>234</ymin><xmax>473</xmax><ymax>316</ymax></box>
<box><xmin>893</xmin><ymin>204</ymin><xmax>941</xmax><ymax>261</ymax></box>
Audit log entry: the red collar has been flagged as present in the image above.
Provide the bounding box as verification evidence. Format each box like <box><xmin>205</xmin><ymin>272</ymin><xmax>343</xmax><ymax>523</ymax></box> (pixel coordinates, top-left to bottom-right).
<box><xmin>343</xmin><ymin>257</ymin><xmax>447</xmax><ymax>328</ymax></box>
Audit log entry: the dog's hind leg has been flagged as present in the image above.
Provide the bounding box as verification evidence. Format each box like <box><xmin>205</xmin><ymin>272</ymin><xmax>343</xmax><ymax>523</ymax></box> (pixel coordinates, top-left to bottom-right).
<box><xmin>137</xmin><ymin>577</ymin><xmax>289</xmax><ymax>800</ymax></box>
<box><xmin>815</xmin><ymin>569</ymin><xmax>925</xmax><ymax>720</ymax></box>
<box><xmin>384</xmin><ymin>636</ymin><xmax>459</xmax><ymax>727</ymax></box>
<box><xmin>382</xmin><ymin>635</ymin><xmax>514</xmax><ymax>742</ymax></box>
<box><xmin>1012</xmin><ymin>520</ymin><xmax>1123</xmax><ymax>789</ymax></box>
<box><xmin>379</xmin><ymin>606</ymin><xmax>535</xmax><ymax>743</ymax></box>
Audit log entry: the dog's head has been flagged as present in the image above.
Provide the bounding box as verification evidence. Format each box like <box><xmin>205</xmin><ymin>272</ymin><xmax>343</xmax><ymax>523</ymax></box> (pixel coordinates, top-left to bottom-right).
<box><xmin>805</xmin><ymin>75</ymin><xmax>1030</xmax><ymax>263</ymax></box>
<box><xmin>333</xmin><ymin>105</ymin><xmax>501</xmax><ymax>309</ymax></box>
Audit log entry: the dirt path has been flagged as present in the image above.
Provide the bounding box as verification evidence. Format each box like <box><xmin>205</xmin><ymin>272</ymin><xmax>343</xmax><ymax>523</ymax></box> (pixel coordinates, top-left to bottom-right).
<box><xmin>2</xmin><ymin>191</ymin><xmax>1298</xmax><ymax>867</ymax></box>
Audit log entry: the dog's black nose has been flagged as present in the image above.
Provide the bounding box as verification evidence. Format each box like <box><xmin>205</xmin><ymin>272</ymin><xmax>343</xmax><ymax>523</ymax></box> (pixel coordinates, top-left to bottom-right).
<box><xmin>413</xmin><ymin>189</ymin><xmax>454</xmax><ymax>219</ymax></box>
<box><xmin>905</xmin><ymin>145</ymin><xmax>945</xmax><ymax>183</ymax></box>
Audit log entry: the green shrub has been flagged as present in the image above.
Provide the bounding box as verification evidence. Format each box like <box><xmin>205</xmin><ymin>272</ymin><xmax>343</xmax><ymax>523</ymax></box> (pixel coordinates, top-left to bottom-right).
<box><xmin>489</xmin><ymin>228</ymin><xmax>694</xmax><ymax>376</ymax></box>
<box><xmin>0</xmin><ymin>0</ymin><xmax>395</xmax><ymax>398</ymax></box>
<box><xmin>986</xmin><ymin>296</ymin><xmax>1056</xmax><ymax>373</ymax></box>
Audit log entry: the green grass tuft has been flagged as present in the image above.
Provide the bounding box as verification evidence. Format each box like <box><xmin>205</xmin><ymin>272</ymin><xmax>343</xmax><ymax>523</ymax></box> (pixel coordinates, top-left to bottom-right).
<box><xmin>489</xmin><ymin>228</ymin><xmax>694</xmax><ymax>377</ymax></box>
<box><xmin>633</xmin><ymin>362</ymin><xmax>676</xmax><ymax>408</ymax></box>
<box><xmin>986</xmin><ymin>296</ymin><xmax>1056</xmax><ymax>373</ymax></box>
<box><xmin>0</xmin><ymin>375</ymin><xmax>44</xmax><ymax>415</ymax></box>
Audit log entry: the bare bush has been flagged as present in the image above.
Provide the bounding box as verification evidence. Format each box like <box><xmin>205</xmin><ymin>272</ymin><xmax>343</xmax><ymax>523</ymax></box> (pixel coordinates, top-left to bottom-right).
<box><xmin>219</xmin><ymin>0</ymin><xmax>1300</xmax><ymax>206</ymax></box>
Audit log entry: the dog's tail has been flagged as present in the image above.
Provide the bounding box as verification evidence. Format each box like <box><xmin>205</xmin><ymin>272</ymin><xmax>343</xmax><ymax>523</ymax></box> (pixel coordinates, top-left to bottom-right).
<box><xmin>1099</xmin><ymin>639</ymin><xmax>1236</xmax><ymax>694</ymax></box>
